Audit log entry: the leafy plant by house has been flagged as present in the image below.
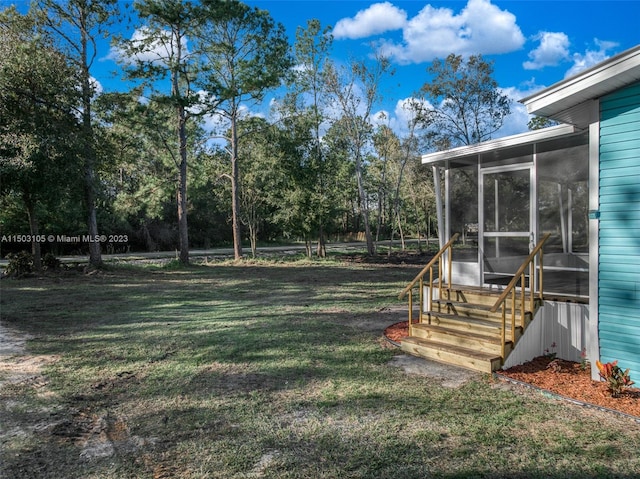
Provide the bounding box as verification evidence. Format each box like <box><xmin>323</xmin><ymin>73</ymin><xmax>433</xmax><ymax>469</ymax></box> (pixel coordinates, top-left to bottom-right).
<box><xmin>580</xmin><ymin>347</ymin><xmax>588</xmax><ymax>371</ymax></box>
<box><xmin>544</xmin><ymin>342</ymin><xmax>557</xmax><ymax>359</ymax></box>
<box><xmin>596</xmin><ymin>360</ymin><xmax>635</xmax><ymax>397</ymax></box>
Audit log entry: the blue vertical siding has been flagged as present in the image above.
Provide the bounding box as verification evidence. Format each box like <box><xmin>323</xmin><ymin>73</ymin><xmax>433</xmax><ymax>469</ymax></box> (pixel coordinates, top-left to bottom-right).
<box><xmin>599</xmin><ymin>82</ymin><xmax>640</xmax><ymax>380</ymax></box>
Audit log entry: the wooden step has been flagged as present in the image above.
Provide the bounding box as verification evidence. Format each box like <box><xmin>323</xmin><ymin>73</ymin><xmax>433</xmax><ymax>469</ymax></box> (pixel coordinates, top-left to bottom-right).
<box><xmin>431</xmin><ymin>299</ymin><xmax>534</xmax><ymax>324</ymax></box>
<box><xmin>410</xmin><ymin>323</ymin><xmax>513</xmax><ymax>356</ymax></box>
<box><xmin>401</xmin><ymin>283</ymin><xmax>543</xmax><ymax>374</ymax></box>
<box><xmin>439</xmin><ymin>286</ymin><xmax>501</xmax><ymax>307</ymax></box>
<box><xmin>401</xmin><ymin>337</ymin><xmax>502</xmax><ymax>373</ymax></box>
<box><xmin>436</xmin><ymin>285</ymin><xmax>541</xmax><ymax>309</ymax></box>
<box><xmin>420</xmin><ymin>312</ymin><xmax>523</xmax><ymax>341</ymax></box>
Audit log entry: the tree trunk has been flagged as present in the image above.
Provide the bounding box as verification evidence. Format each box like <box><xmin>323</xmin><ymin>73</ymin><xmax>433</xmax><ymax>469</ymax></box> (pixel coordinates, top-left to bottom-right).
<box><xmin>249</xmin><ymin>223</ymin><xmax>257</xmax><ymax>258</ymax></box>
<box><xmin>397</xmin><ymin>210</ymin><xmax>405</xmax><ymax>250</ymax></box>
<box><xmin>230</xmin><ymin>114</ymin><xmax>243</xmax><ymax>260</ymax></box>
<box><xmin>177</xmin><ymin>163</ymin><xmax>189</xmax><ymax>264</ymax></box>
<box><xmin>375</xmin><ymin>159</ymin><xmax>387</xmax><ymax>243</ymax></box>
<box><xmin>305</xmin><ymin>238</ymin><xmax>312</xmax><ymax>259</ymax></box>
<box><xmin>80</xmin><ymin>21</ymin><xmax>102</xmax><ymax>268</ymax></box>
<box><xmin>316</xmin><ymin>225</ymin><xmax>326</xmax><ymax>258</ymax></box>
<box><xmin>83</xmin><ymin>140</ymin><xmax>101</xmax><ymax>266</ymax></box>
<box><xmin>170</xmin><ymin>18</ymin><xmax>190</xmax><ymax>265</ymax></box>
<box><xmin>177</xmin><ymin>107</ymin><xmax>189</xmax><ymax>265</ymax></box>
<box><xmin>83</xmin><ymin>140</ymin><xmax>102</xmax><ymax>267</ymax></box>
<box><xmin>25</xmin><ymin>199</ymin><xmax>42</xmax><ymax>271</ymax></box>
<box><xmin>354</xmin><ymin>151</ymin><xmax>374</xmax><ymax>255</ymax></box>
<box><xmin>375</xmin><ymin>194</ymin><xmax>383</xmax><ymax>243</ymax></box>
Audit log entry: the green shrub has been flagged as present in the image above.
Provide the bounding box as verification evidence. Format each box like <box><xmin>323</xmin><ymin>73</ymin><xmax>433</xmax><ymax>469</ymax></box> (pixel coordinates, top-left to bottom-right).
<box><xmin>5</xmin><ymin>251</ymin><xmax>34</xmax><ymax>277</ymax></box>
<box><xmin>43</xmin><ymin>252</ymin><xmax>61</xmax><ymax>270</ymax></box>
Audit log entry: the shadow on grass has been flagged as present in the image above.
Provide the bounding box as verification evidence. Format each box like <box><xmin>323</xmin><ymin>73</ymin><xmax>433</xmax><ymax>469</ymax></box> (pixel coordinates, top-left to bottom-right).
<box><xmin>2</xmin><ymin>262</ymin><xmax>639</xmax><ymax>479</ymax></box>
<box><xmin>1</xmin><ymin>261</ymin><xmax>409</xmax><ymax>405</ymax></box>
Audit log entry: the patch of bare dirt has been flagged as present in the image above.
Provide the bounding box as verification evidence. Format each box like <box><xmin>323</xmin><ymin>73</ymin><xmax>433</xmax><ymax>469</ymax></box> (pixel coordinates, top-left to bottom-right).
<box><xmin>384</xmin><ymin>321</ymin><xmax>640</xmax><ymax>419</ymax></box>
<box><xmin>49</xmin><ymin>408</ymin><xmax>157</xmax><ymax>461</ymax></box>
<box><xmin>0</xmin><ymin>323</ymin><xmax>58</xmax><ymax>390</ymax></box>
<box><xmin>1</xmin><ymin>323</ymin><xmax>157</xmax><ymax>476</ymax></box>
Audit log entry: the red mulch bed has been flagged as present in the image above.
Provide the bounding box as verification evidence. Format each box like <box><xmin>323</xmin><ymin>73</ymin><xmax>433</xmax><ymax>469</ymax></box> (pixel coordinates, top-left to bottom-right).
<box><xmin>384</xmin><ymin>320</ymin><xmax>410</xmax><ymax>344</ymax></box>
<box><xmin>384</xmin><ymin>321</ymin><xmax>640</xmax><ymax>419</ymax></box>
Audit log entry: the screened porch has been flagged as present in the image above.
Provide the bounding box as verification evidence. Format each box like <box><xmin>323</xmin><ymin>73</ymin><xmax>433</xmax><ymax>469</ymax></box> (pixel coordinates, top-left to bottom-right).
<box><xmin>423</xmin><ymin>124</ymin><xmax>589</xmax><ymax>300</ymax></box>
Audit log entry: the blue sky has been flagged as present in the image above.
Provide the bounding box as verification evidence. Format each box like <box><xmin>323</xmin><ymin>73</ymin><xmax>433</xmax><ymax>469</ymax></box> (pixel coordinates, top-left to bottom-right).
<box><xmin>5</xmin><ymin>0</ymin><xmax>640</xmax><ymax>139</ymax></box>
<box><xmin>240</xmin><ymin>0</ymin><xmax>640</xmax><ymax>137</ymax></box>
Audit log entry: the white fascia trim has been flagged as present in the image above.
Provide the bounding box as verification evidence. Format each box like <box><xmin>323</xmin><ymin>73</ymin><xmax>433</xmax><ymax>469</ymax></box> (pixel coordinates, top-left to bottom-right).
<box><xmin>521</xmin><ymin>45</ymin><xmax>640</xmax><ymax>115</ymax></box>
<box><xmin>421</xmin><ymin>124</ymin><xmax>577</xmax><ymax>165</ymax></box>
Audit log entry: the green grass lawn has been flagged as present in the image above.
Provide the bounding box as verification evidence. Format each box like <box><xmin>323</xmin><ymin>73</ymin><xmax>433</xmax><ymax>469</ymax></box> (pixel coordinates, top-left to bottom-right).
<box><xmin>1</xmin><ymin>258</ymin><xmax>639</xmax><ymax>478</ymax></box>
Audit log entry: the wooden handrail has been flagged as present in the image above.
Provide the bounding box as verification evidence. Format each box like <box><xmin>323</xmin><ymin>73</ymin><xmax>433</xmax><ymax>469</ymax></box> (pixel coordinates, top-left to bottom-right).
<box><xmin>489</xmin><ymin>233</ymin><xmax>551</xmax><ymax>313</ymax></box>
<box><xmin>489</xmin><ymin>232</ymin><xmax>551</xmax><ymax>361</ymax></box>
<box><xmin>398</xmin><ymin>233</ymin><xmax>460</xmax><ymax>300</ymax></box>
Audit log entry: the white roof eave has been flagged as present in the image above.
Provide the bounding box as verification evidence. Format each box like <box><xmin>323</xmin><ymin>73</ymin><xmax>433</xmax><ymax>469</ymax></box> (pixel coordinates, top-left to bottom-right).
<box><xmin>421</xmin><ymin>124</ymin><xmax>577</xmax><ymax>165</ymax></box>
<box><xmin>521</xmin><ymin>45</ymin><xmax>640</xmax><ymax>119</ymax></box>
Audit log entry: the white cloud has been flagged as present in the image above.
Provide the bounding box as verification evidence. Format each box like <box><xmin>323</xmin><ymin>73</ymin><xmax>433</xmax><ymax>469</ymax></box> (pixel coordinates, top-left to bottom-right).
<box><xmin>564</xmin><ymin>39</ymin><xmax>619</xmax><ymax>78</ymax></box>
<box><xmin>333</xmin><ymin>2</ymin><xmax>407</xmax><ymax>40</ymax></box>
<box><xmin>371</xmin><ymin>109</ymin><xmax>391</xmax><ymax>127</ymax></box>
<box><xmin>90</xmin><ymin>76</ymin><xmax>103</xmax><ymax>97</ymax></box>
<box><xmin>523</xmin><ymin>32</ymin><xmax>570</xmax><ymax>70</ymax></box>
<box><xmin>372</xmin><ymin>97</ymin><xmax>435</xmax><ymax>138</ymax></box>
<box><xmin>108</xmin><ymin>27</ymin><xmax>190</xmax><ymax>67</ymax></box>
<box><xmin>373</xmin><ymin>0</ymin><xmax>525</xmax><ymax>64</ymax></box>
<box><xmin>494</xmin><ymin>86</ymin><xmax>534</xmax><ymax>138</ymax></box>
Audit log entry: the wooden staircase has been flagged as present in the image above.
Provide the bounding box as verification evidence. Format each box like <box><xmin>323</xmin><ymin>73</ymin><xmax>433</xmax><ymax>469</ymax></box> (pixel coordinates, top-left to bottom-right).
<box><xmin>398</xmin><ymin>233</ymin><xmax>550</xmax><ymax>374</ymax></box>
<box><xmin>400</xmin><ymin>285</ymin><xmax>541</xmax><ymax>373</ymax></box>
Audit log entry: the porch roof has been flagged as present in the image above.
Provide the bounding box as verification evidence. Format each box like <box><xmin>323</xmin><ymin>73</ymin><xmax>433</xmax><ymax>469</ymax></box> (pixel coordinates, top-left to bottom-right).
<box><xmin>421</xmin><ymin>123</ymin><xmax>577</xmax><ymax>166</ymax></box>
<box><xmin>521</xmin><ymin>44</ymin><xmax>640</xmax><ymax>128</ymax></box>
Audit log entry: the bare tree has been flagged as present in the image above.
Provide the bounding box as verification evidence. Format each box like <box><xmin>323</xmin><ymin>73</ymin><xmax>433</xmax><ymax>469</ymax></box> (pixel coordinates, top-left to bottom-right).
<box><xmin>324</xmin><ymin>53</ymin><xmax>392</xmax><ymax>255</ymax></box>
<box><xmin>416</xmin><ymin>53</ymin><xmax>510</xmax><ymax>148</ymax></box>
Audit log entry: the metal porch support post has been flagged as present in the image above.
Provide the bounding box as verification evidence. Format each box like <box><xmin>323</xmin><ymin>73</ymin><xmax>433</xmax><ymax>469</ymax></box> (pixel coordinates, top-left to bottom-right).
<box><xmin>433</xmin><ymin>165</ymin><xmax>445</xmax><ymax>250</ymax></box>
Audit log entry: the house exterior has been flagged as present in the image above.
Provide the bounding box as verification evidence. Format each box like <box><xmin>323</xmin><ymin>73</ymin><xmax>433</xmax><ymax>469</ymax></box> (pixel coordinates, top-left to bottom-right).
<box><xmin>421</xmin><ymin>45</ymin><xmax>640</xmax><ymax>380</ymax></box>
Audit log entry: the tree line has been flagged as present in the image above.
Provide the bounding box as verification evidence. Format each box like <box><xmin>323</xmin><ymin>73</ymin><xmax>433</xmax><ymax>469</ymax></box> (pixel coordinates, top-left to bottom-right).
<box><xmin>0</xmin><ymin>0</ymin><xmax>510</xmax><ymax>268</ymax></box>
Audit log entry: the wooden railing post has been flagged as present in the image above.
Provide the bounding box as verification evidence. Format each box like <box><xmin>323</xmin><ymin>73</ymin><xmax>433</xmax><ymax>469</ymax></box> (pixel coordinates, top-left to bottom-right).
<box><xmin>428</xmin><ymin>267</ymin><xmax>434</xmax><ymax>324</ymax></box>
<box><xmin>520</xmin><ymin>273</ymin><xmax>526</xmax><ymax>329</ymax></box>
<box><xmin>438</xmin><ymin>255</ymin><xmax>443</xmax><ymax>301</ymax></box>
<box><xmin>399</xmin><ymin>234</ymin><xmax>460</xmax><ymax>333</ymax></box>
<box><xmin>511</xmin><ymin>289</ymin><xmax>516</xmax><ymax>343</ymax></box>
<box><xmin>408</xmin><ymin>291</ymin><xmax>413</xmax><ymax>336</ymax></box>
<box><xmin>501</xmin><ymin>304</ymin><xmax>506</xmax><ymax>360</ymax></box>
<box><xmin>447</xmin><ymin>247</ymin><xmax>453</xmax><ymax>289</ymax></box>
<box><xmin>419</xmin><ymin>277</ymin><xmax>424</xmax><ymax>324</ymax></box>
<box><xmin>490</xmin><ymin>233</ymin><xmax>551</xmax><ymax>361</ymax></box>
<box><xmin>538</xmin><ymin>250</ymin><xmax>544</xmax><ymax>302</ymax></box>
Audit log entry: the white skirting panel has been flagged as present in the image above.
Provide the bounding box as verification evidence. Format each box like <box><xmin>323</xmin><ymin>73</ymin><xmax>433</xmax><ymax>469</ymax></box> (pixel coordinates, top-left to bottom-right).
<box><xmin>502</xmin><ymin>301</ymin><xmax>589</xmax><ymax>369</ymax></box>
<box><xmin>450</xmin><ymin>261</ymin><xmax>481</xmax><ymax>287</ymax></box>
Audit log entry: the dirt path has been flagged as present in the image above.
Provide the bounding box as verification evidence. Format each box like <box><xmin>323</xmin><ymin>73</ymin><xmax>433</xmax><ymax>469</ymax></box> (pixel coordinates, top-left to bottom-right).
<box><xmin>1</xmin><ymin>323</ymin><xmax>156</xmax><ymax>474</ymax></box>
<box><xmin>0</xmin><ymin>323</ymin><xmax>59</xmax><ymax>391</ymax></box>
<box><xmin>0</xmin><ymin>323</ymin><xmax>44</xmax><ymax>389</ymax></box>
<box><xmin>0</xmin><ymin>324</ymin><xmax>59</xmax><ymax>464</ymax></box>
<box><xmin>0</xmin><ymin>322</ymin><xmax>29</xmax><ymax>356</ymax></box>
